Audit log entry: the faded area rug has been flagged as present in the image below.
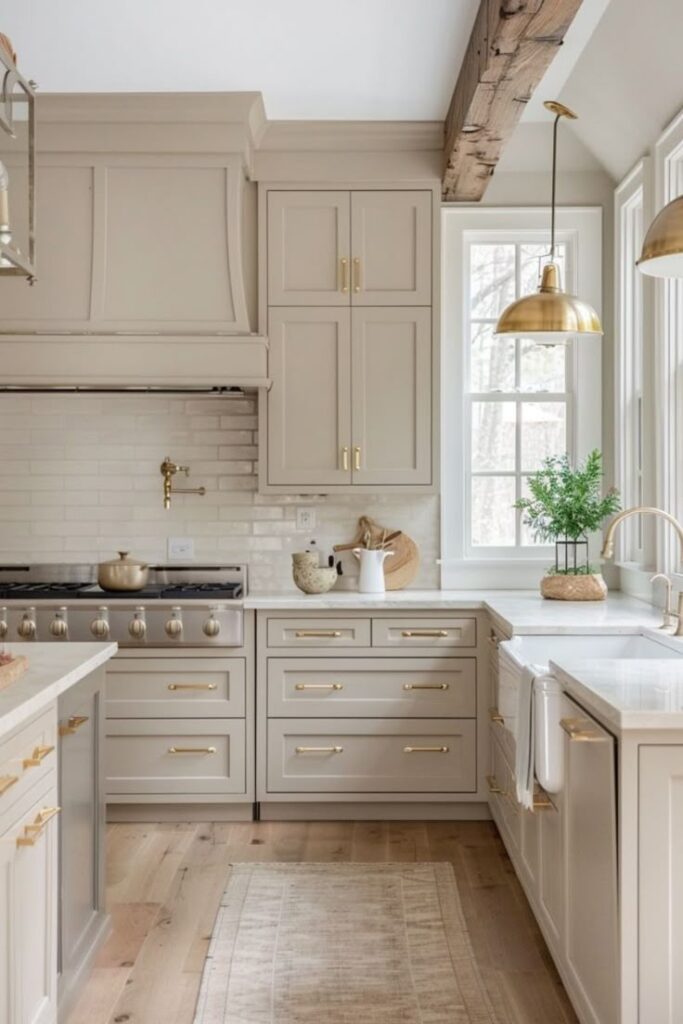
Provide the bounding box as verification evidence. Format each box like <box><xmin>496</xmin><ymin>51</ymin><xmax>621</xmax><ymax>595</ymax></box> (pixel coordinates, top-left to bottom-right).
<box><xmin>193</xmin><ymin>862</ymin><xmax>499</xmax><ymax>1023</ymax></box>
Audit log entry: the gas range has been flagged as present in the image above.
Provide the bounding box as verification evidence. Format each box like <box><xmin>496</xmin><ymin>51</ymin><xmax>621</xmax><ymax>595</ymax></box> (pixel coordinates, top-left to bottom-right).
<box><xmin>0</xmin><ymin>564</ymin><xmax>246</xmax><ymax>647</ymax></box>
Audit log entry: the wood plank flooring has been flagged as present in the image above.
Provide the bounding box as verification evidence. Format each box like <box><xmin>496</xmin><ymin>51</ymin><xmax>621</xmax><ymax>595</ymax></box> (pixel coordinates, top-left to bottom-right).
<box><xmin>67</xmin><ymin>820</ymin><xmax>579</xmax><ymax>1024</ymax></box>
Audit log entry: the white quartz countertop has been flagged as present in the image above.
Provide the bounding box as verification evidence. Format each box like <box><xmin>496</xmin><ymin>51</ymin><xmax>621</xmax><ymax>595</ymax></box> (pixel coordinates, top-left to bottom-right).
<box><xmin>0</xmin><ymin>642</ymin><xmax>118</xmax><ymax>737</ymax></box>
<box><xmin>244</xmin><ymin>588</ymin><xmax>662</xmax><ymax>635</ymax></box>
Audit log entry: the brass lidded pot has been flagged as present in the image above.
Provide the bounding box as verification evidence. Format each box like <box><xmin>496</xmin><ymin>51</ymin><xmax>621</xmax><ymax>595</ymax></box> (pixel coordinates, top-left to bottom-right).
<box><xmin>97</xmin><ymin>551</ymin><xmax>149</xmax><ymax>592</ymax></box>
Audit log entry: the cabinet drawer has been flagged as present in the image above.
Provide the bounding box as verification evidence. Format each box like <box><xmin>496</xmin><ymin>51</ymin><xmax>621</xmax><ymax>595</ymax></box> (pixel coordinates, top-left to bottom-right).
<box><xmin>106</xmin><ymin>657</ymin><xmax>245</xmax><ymax>717</ymax></box>
<box><xmin>105</xmin><ymin>719</ymin><xmax>245</xmax><ymax>795</ymax></box>
<box><xmin>267</xmin><ymin>658</ymin><xmax>475</xmax><ymax>718</ymax></box>
<box><xmin>266</xmin><ymin>617</ymin><xmax>371</xmax><ymax>648</ymax></box>
<box><xmin>371</xmin><ymin>617</ymin><xmax>476</xmax><ymax>648</ymax></box>
<box><xmin>0</xmin><ymin>707</ymin><xmax>57</xmax><ymax>821</ymax></box>
<box><xmin>266</xmin><ymin>718</ymin><xmax>476</xmax><ymax>793</ymax></box>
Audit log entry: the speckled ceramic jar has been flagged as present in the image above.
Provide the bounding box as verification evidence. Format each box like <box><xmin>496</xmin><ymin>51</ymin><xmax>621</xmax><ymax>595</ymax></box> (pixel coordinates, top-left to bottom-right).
<box><xmin>292</xmin><ymin>552</ymin><xmax>338</xmax><ymax>595</ymax></box>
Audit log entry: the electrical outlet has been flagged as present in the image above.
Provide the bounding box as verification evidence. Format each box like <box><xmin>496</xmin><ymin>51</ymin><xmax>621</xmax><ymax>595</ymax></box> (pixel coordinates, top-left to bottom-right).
<box><xmin>296</xmin><ymin>507</ymin><xmax>316</xmax><ymax>532</ymax></box>
<box><xmin>167</xmin><ymin>537</ymin><xmax>194</xmax><ymax>561</ymax></box>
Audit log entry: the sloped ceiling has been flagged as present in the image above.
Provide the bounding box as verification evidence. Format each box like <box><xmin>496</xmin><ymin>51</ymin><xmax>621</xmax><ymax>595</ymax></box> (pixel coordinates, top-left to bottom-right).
<box><xmin>557</xmin><ymin>0</ymin><xmax>683</xmax><ymax>181</ymax></box>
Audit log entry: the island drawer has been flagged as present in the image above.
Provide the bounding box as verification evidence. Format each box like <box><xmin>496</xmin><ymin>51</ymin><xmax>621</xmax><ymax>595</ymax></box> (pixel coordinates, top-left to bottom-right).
<box><xmin>371</xmin><ymin>617</ymin><xmax>477</xmax><ymax>648</ymax></box>
<box><xmin>265</xmin><ymin>617</ymin><xmax>371</xmax><ymax>649</ymax></box>
<box><xmin>105</xmin><ymin>657</ymin><xmax>245</xmax><ymax>718</ymax></box>
<box><xmin>267</xmin><ymin>658</ymin><xmax>476</xmax><ymax>718</ymax></box>
<box><xmin>266</xmin><ymin>718</ymin><xmax>476</xmax><ymax>794</ymax></box>
<box><xmin>105</xmin><ymin>718</ymin><xmax>246</xmax><ymax>796</ymax></box>
<box><xmin>0</xmin><ymin>707</ymin><xmax>58</xmax><ymax>819</ymax></box>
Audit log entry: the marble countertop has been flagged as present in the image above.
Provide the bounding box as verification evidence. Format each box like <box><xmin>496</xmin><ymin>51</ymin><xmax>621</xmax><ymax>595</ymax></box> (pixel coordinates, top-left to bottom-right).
<box><xmin>244</xmin><ymin>588</ymin><xmax>663</xmax><ymax>635</ymax></box>
<box><xmin>0</xmin><ymin>642</ymin><xmax>118</xmax><ymax>737</ymax></box>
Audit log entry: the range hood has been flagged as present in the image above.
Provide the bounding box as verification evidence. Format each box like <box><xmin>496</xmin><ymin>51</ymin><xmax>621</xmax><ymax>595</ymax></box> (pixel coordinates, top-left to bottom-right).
<box><xmin>0</xmin><ymin>93</ymin><xmax>270</xmax><ymax>390</ymax></box>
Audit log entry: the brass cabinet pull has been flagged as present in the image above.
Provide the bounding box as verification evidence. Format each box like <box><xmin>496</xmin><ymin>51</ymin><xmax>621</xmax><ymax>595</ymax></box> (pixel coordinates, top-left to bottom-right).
<box><xmin>489</xmin><ymin>707</ymin><xmax>505</xmax><ymax>724</ymax></box>
<box><xmin>167</xmin><ymin>683</ymin><xmax>217</xmax><ymax>691</ymax></box>
<box><xmin>403</xmin><ymin>683</ymin><xmax>449</xmax><ymax>691</ymax></box>
<box><xmin>340</xmin><ymin>257</ymin><xmax>349</xmax><ymax>293</ymax></box>
<box><xmin>295</xmin><ymin>745</ymin><xmax>343</xmax><ymax>754</ymax></box>
<box><xmin>486</xmin><ymin>774</ymin><xmax>503</xmax><ymax>794</ymax></box>
<box><xmin>168</xmin><ymin>746</ymin><xmax>217</xmax><ymax>754</ymax></box>
<box><xmin>353</xmin><ymin>445</ymin><xmax>361</xmax><ymax>471</ymax></box>
<box><xmin>294</xmin><ymin>630</ymin><xmax>342</xmax><ymax>638</ymax></box>
<box><xmin>401</xmin><ymin>629</ymin><xmax>448</xmax><ymax>638</ymax></box>
<box><xmin>294</xmin><ymin>683</ymin><xmax>343</xmax><ymax>691</ymax></box>
<box><xmin>404</xmin><ymin>745</ymin><xmax>450</xmax><ymax>754</ymax></box>
<box><xmin>352</xmin><ymin>257</ymin><xmax>361</xmax><ymax>292</ymax></box>
<box><xmin>59</xmin><ymin>715</ymin><xmax>89</xmax><ymax>737</ymax></box>
<box><xmin>16</xmin><ymin>806</ymin><xmax>61</xmax><ymax>847</ymax></box>
<box><xmin>0</xmin><ymin>774</ymin><xmax>18</xmax><ymax>796</ymax></box>
<box><xmin>341</xmin><ymin>445</ymin><xmax>350</xmax><ymax>471</ymax></box>
<box><xmin>560</xmin><ymin>717</ymin><xmax>605</xmax><ymax>742</ymax></box>
<box><xmin>23</xmin><ymin>744</ymin><xmax>55</xmax><ymax>768</ymax></box>
<box><xmin>533</xmin><ymin>791</ymin><xmax>555</xmax><ymax>810</ymax></box>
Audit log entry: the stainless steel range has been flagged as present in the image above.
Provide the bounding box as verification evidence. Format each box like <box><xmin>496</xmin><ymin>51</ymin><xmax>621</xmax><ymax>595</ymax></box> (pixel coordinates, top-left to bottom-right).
<box><xmin>0</xmin><ymin>564</ymin><xmax>245</xmax><ymax>647</ymax></box>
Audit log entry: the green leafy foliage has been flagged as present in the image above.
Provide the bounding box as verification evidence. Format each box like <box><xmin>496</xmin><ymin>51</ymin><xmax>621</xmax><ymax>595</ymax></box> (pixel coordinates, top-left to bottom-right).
<box><xmin>515</xmin><ymin>450</ymin><xmax>621</xmax><ymax>543</ymax></box>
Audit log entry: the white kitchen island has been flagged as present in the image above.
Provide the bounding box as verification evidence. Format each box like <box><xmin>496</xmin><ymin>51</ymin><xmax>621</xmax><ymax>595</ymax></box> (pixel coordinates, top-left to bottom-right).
<box><xmin>0</xmin><ymin>642</ymin><xmax>117</xmax><ymax>1024</ymax></box>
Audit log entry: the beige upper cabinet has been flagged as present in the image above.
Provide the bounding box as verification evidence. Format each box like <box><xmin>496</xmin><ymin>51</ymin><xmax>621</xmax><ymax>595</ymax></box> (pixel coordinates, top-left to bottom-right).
<box><xmin>350</xmin><ymin>191</ymin><xmax>432</xmax><ymax>305</ymax></box>
<box><xmin>351</xmin><ymin>308</ymin><xmax>431</xmax><ymax>485</ymax></box>
<box><xmin>267</xmin><ymin>307</ymin><xmax>352</xmax><ymax>486</ymax></box>
<box><xmin>267</xmin><ymin>191</ymin><xmax>351</xmax><ymax>306</ymax></box>
<box><xmin>267</xmin><ymin>189</ymin><xmax>431</xmax><ymax>307</ymax></box>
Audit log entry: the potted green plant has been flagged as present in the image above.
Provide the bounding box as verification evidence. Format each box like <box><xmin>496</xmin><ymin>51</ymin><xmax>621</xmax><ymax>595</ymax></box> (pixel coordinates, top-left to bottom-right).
<box><xmin>515</xmin><ymin>450</ymin><xmax>621</xmax><ymax>601</ymax></box>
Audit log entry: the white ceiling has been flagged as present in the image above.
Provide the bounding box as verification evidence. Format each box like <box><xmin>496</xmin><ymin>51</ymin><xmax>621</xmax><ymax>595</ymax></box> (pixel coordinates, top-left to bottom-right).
<box><xmin>2</xmin><ymin>0</ymin><xmax>480</xmax><ymax>120</ymax></box>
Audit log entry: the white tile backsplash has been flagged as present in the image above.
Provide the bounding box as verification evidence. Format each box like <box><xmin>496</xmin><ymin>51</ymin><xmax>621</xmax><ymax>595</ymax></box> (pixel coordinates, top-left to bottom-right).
<box><xmin>0</xmin><ymin>393</ymin><xmax>439</xmax><ymax>591</ymax></box>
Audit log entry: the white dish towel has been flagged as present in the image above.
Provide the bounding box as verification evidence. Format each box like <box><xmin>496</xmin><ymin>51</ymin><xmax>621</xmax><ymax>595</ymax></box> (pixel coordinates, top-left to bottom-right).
<box><xmin>515</xmin><ymin>664</ymin><xmax>553</xmax><ymax>810</ymax></box>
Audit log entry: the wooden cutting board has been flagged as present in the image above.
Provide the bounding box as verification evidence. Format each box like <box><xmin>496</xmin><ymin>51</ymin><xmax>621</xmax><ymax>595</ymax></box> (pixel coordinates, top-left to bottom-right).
<box><xmin>334</xmin><ymin>516</ymin><xmax>420</xmax><ymax>591</ymax></box>
<box><xmin>0</xmin><ymin>655</ymin><xmax>28</xmax><ymax>692</ymax></box>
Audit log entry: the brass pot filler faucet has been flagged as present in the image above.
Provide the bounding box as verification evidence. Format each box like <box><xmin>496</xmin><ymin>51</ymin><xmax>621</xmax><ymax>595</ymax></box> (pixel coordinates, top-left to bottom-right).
<box><xmin>160</xmin><ymin>457</ymin><xmax>206</xmax><ymax>510</ymax></box>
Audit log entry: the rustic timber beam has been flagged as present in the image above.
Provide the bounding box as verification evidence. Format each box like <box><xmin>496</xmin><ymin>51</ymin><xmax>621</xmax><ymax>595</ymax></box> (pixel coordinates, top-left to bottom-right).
<box><xmin>443</xmin><ymin>0</ymin><xmax>583</xmax><ymax>202</ymax></box>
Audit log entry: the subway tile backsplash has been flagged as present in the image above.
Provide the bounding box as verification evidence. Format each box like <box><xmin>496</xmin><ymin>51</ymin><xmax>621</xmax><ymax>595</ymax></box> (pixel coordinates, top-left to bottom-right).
<box><xmin>0</xmin><ymin>393</ymin><xmax>439</xmax><ymax>591</ymax></box>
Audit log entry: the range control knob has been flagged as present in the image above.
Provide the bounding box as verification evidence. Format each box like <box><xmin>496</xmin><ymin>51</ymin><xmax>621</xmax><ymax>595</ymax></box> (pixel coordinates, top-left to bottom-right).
<box><xmin>0</xmin><ymin>608</ymin><xmax>7</xmax><ymax>638</ymax></box>
<box><xmin>128</xmin><ymin>608</ymin><xmax>147</xmax><ymax>640</ymax></box>
<box><xmin>91</xmin><ymin>608</ymin><xmax>110</xmax><ymax>639</ymax></box>
<box><xmin>17</xmin><ymin>609</ymin><xmax>36</xmax><ymax>640</ymax></box>
<box><xmin>165</xmin><ymin>607</ymin><xmax>183</xmax><ymax>639</ymax></box>
<box><xmin>49</xmin><ymin>608</ymin><xmax>68</xmax><ymax>639</ymax></box>
<box><xmin>202</xmin><ymin>612</ymin><xmax>221</xmax><ymax>638</ymax></box>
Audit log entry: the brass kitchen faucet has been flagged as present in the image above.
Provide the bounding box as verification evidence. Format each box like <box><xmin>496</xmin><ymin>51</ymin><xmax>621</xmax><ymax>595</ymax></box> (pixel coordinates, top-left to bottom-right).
<box><xmin>160</xmin><ymin>457</ymin><xmax>206</xmax><ymax>510</ymax></box>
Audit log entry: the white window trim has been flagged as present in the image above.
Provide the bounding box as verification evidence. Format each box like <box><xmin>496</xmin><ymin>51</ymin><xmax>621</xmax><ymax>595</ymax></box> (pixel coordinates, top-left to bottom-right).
<box><xmin>440</xmin><ymin>206</ymin><xmax>603</xmax><ymax>589</ymax></box>
<box><xmin>614</xmin><ymin>157</ymin><xmax>655</xmax><ymax>571</ymax></box>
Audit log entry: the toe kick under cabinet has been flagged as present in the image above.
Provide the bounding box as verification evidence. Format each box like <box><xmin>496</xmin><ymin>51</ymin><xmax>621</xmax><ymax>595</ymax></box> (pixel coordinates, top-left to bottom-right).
<box><xmin>257</xmin><ymin>610</ymin><xmax>490</xmax><ymax>818</ymax></box>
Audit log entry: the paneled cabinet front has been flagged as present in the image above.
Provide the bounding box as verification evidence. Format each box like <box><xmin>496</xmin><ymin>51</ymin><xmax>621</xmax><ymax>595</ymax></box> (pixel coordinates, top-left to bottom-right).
<box><xmin>267</xmin><ymin>306</ymin><xmax>432</xmax><ymax>488</ymax></box>
<box><xmin>267</xmin><ymin>189</ymin><xmax>431</xmax><ymax>306</ymax></box>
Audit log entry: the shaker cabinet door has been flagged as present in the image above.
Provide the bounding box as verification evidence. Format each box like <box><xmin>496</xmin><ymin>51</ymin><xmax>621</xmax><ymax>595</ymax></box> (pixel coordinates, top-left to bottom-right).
<box><xmin>267</xmin><ymin>308</ymin><xmax>352</xmax><ymax>486</ymax></box>
<box><xmin>267</xmin><ymin>191</ymin><xmax>351</xmax><ymax>305</ymax></box>
<box><xmin>351</xmin><ymin>307</ymin><xmax>432</xmax><ymax>485</ymax></box>
<box><xmin>350</xmin><ymin>191</ymin><xmax>432</xmax><ymax>305</ymax></box>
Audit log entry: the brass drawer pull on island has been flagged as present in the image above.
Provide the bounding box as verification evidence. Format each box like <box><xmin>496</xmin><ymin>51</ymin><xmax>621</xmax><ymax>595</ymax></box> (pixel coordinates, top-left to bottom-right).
<box><xmin>23</xmin><ymin>744</ymin><xmax>55</xmax><ymax>768</ymax></box>
<box><xmin>294</xmin><ymin>630</ymin><xmax>342</xmax><ymax>638</ymax></box>
<box><xmin>403</xmin><ymin>682</ymin><xmax>450</xmax><ymax>691</ymax></box>
<box><xmin>295</xmin><ymin>745</ymin><xmax>343</xmax><ymax>754</ymax></box>
<box><xmin>560</xmin><ymin>717</ymin><xmax>605</xmax><ymax>742</ymax></box>
<box><xmin>294</xmin><ymin>683</ymin><xmax>343</xmax><ymax>691</ymax></box>
<box><xmin>340</xmin><ymin>257</ymin><xmax>349</xmax><ymax>293</ymax></box>
<box><xmin>168</xmin><ymin>746</ymin><xmax>217</xmax><ymax>755</ymax></box>
<box><xmin>403</xmin><ymin>745</ymin><xmax>450</xmax><ymax>754</ymax></box>
<box><xmin>401</xmin><ymin>629</ymin><xmax>448</xmax><ymax>638</ymax></box>
<box><xmin>16</xmin><ymin>806</ymin><xmax>61</xmax><ymax>847</ymax></box>
<box><xmin>59</xmin><ymin>715</ymin><xmax>89</xmax><ymax>737</ymax></box>
<box><xmin>0</xmin><ymin>774</ymin><xmax>18</xmax><ymax>796</ymax></box>
<box><xmin>167</xmin><ymin>683</ymin><xmax>217</xmax><ymax>692</ymax></box>
<box><xmin>488</xmin><ymin>707</ymin><xmax>505</xmax><ymax>724</ymax></box>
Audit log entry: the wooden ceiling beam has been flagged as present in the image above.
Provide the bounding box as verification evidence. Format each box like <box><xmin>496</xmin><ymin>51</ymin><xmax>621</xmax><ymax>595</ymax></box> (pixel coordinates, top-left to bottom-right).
<box><xmin>443</xmin><ymin>0</ymin><xmax>583</xmax><ymax>202</ymax></box>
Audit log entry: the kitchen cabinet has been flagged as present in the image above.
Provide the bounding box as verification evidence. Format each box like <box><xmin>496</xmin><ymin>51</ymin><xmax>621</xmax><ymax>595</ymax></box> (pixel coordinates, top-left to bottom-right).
<box><xmin>57</xmin><ymin>668</ymin><xmax>108</xmax><ymax>1016</ymax></box>
<box><xmin>266</xmin><ymin>306</ymin><xmax>432</xmax><ymax>488</ymax></box>
<box><xmin>267</xmin><ymin>189</ymin><xmax>431</xmax><ymax>306</ymax></box>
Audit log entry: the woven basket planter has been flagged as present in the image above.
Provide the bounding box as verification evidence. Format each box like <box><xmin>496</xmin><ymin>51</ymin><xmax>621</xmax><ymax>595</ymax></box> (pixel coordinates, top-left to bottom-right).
<box><xmin>540</xmin><ymin>573</ymin><xmax>608</xmax><ymax>602</ymax></box>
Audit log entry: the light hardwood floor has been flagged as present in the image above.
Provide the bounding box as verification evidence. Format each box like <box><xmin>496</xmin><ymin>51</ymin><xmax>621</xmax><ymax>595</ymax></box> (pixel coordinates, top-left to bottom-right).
<box><xmin>66</xmin><ymin>820</ymin><xmax>578</xmax><ymax>1024</ymax></box>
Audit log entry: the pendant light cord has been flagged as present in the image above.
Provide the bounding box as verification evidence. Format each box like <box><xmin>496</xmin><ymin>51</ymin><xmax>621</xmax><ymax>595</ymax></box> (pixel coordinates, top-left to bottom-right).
<box><xmin>550</xmin><ymin>112</ymin><xmax>560</xmax><ymax>261</ymax></box>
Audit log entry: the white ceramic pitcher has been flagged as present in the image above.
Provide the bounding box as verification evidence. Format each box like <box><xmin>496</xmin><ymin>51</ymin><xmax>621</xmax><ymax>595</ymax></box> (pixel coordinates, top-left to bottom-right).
<box><xmin>353</xmin><ymin>547</ymin><xmax>393</xmax><ymax>594</ymax></box>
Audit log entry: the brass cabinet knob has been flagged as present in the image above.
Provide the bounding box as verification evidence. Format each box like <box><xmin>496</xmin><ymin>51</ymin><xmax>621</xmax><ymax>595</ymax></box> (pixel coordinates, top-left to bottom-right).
<box><xmin>203</xmin><ymin>614</ymin><xmax>221</xmax><ymax>638</ymax></box>
<box><xmin>17</xmin><ymin>612</ymin><xmax>36</xmax><ymax>639</ymax></box>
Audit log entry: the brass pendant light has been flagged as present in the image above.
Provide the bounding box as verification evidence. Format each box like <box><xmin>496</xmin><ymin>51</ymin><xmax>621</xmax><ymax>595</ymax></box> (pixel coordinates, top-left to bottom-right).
<box><xmin>637</xmin><ymin>195</ymin><xmax>683</xmax><ymax>277</ymax></box>
<box><xmin>495</xmin><ymin>101</ymin><xmax>603</xmax><ymax>343</ymax></box>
